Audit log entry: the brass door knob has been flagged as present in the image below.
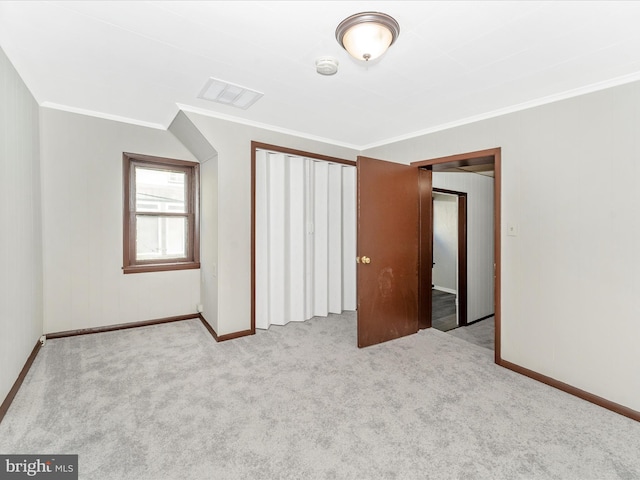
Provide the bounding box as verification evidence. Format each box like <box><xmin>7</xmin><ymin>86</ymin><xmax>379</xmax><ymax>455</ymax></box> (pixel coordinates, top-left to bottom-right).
<box><xmin>361</xmin><ymin>256</ymin><xmax>371</xmax><ymax>264</ymax></box>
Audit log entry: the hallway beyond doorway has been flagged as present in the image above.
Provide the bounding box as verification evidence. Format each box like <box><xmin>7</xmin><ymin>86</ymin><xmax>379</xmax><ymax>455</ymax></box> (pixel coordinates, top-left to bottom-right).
<box><xmin>432</xmin><ymin>289</ymin><xmax>456</xmax><ymax>331</ymax></box>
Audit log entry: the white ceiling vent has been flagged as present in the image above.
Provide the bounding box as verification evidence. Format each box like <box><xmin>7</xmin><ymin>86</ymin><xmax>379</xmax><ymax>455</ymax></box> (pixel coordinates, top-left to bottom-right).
<box><xmin>198</xmin><ymin>77</ymin><xmax>263</xmax><ymax>110</ymax></box>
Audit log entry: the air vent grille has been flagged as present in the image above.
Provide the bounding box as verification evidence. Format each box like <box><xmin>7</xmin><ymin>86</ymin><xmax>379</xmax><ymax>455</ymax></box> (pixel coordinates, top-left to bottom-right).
<box><xmin>198</xmin><ymin>77</ymin><xmax>263</xmax><ymax>110</ymax></box>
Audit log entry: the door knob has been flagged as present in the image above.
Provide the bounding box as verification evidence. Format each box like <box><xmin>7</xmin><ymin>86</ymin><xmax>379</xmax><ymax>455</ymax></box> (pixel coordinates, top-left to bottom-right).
<box><xmin>361</xmin><ymin>256</ymin><xmax>371</xmax><ymax>264</ymax></box>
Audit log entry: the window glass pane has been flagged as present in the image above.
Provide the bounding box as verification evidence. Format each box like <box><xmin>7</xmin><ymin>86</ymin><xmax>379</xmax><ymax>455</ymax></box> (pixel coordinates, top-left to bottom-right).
<box><xmin>165</xmin><ymin>217</ymin><xmax>187</xmax><ymax>257</ymax></box>
<box><xmin>137</xmin><ymin>202</ymin><xmax>159</xmax><ymax>211</ymax></box>
<box><xmin>136</xmin><ymin>167</ymin><xmax>186</xmax><ymax>213</ymax></box>
<box><xmin>136</xmin><ymin>215</ymin><xmax>187</xmax><ymax>260</ymax></box>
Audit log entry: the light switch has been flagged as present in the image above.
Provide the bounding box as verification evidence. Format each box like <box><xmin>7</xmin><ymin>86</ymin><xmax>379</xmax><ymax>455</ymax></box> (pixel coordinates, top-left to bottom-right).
<box><xmin>507</xmin><ymin>223</ymin><xmax>518</xmax><ymax>237</ymax></box>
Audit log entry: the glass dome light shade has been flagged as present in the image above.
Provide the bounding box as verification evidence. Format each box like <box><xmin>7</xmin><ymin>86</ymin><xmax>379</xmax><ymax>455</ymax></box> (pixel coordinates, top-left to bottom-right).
<box><xmin>336</xmin><ymin>12</ymin><xmax>400</xmax><ymax>62</ymax></box>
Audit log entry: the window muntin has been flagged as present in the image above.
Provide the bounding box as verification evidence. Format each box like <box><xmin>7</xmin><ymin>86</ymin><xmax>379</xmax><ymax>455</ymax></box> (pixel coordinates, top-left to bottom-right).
<box><xmin>123</xmin><ymin>153</ymin><xmax>200</xmax><ymax>274</ymax></box>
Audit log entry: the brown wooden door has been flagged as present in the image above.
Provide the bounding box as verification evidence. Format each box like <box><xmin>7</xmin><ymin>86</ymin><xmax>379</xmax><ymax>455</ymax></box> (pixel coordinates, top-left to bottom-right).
<box><xmin>418</xmin><ymin>168</ymin><xmax>433</xmax><ymax>329</ymax></box>
<box><xmin>357</xmin><ymin>156</ymin><xmax>420</xmax><ymax>348</ymax></box>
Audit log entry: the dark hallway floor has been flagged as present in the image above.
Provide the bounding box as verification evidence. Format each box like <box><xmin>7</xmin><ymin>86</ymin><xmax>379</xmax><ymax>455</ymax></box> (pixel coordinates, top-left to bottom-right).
<box><xmin>432</xmin><ymin>289</ymin><xmax>456</xmax><ymax>331</ymax></box>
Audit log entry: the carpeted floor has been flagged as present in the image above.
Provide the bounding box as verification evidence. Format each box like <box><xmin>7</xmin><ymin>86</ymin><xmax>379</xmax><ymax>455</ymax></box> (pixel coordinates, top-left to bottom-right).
<box><xmin>1</xmin><ymin>313</ymin><xmax>639</xmax><ymax>479</ymax></box>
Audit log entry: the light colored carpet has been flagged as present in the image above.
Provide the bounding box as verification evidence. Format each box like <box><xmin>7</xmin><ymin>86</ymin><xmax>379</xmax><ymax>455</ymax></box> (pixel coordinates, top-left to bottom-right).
<box><xmin>1</xmin><ymin>313</ymin><xmax>639</xmax><ymax>480</ymax></box>
<box><xmin>447</xmin><ymin>316</ymin><xmax>495</xmax><ymax>350</ymax></box>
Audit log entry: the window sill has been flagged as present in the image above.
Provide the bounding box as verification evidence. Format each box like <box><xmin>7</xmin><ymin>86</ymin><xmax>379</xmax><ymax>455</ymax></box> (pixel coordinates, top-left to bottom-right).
<box><xmin>123</xmin><ymin>262</ymin><xmax>201</xmax><ymax>274</ymax></box>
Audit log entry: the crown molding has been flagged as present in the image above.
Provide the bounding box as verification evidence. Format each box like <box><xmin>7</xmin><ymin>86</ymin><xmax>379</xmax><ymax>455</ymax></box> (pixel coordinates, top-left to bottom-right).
<box><xmin>40</xmin><ymin>70</ymin><xmax>640</xmax><ymax>152</ymax></box>
<box><xmin>175</xmin><ymin>103</ymin><xmax>361</xmax><ymax>151</ymax></box>
<box><xmin>362</xmin><ymin>71</ymin><xmax>640</xmax><ymax>150</ymax></box>
<box><xmin>39</xmin><ymin>102</ymin><xmax>167</xmax><ymax>130</ymax></box>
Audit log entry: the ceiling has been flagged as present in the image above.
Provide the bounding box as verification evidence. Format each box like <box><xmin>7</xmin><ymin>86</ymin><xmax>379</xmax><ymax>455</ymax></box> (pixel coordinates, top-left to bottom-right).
<box><xmin>1</xmin><ymin>1</ymin><xmax>640</xmax><ymax>149</ymax></box>
<box><xmin>439</xmin><ymin>165</ymin><xmax>495</xmax><ymax>178</ymax></box>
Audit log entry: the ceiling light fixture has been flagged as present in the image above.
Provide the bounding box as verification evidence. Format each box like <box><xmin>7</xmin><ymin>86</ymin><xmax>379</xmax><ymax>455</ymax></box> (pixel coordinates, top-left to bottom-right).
<box><xmin>335</xmin><ymin>12</ymin><xmax>400</xmax><ymax>62</ymax></box>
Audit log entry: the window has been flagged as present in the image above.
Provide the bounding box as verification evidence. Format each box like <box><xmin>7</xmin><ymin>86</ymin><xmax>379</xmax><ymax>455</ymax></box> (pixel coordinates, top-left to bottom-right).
<box><xmin>123</xmin><ymin>153</ymin><xmax>200</xmax><ymax>274</ymax></box>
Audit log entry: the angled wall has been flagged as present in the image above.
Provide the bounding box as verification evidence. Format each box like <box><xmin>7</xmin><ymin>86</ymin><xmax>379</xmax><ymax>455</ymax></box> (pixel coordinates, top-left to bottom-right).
<box><xmin>0</xmin><ymin>47</ymin><xmax>42</xmax><ymax>403</ymax></box>
<box><xmin>183</xmin><ymin>112</ymin><xmax>358</xmax><ymax>336</ymax></box>
<box><xmin>169</xmin><ymin>111</ymin><xmax>218</xmax><ymax>332</ymax></box>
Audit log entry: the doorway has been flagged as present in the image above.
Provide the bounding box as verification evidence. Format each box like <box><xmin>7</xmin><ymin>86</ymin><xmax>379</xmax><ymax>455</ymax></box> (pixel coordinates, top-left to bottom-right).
<box><xmin>431</xmin><ymin>189</ymin><xmax>467</xmax><ymax>332</ymax></box>
<box><xmin>412</xmin><ymin>148</ymin><xmax>501</xmax><ymax>361</ymax></box>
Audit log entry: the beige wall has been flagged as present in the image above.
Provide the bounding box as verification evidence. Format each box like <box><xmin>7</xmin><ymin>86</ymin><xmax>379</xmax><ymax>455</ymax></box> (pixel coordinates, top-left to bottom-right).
<box><xmin>200</xmin><ymin>155</ymin><xmax>219</xmax><ymax>332</ymax></box>
<box><xmin>184</xmin><ymin>113</ymin><xmax>358</xmax><ymax>336</ymax></box>
<box><xmin>0</xmin><ymin>47</ymin><xmax>42</xmax><ymax>402</ymax></box>
<box><xmin>40</xmin><ymin>108</ymin><xmax>201</xmax><ymax>333</ymax></box>
<box><xmin>363</xmin><ymin>80</ymin><xmax>640</xmax><ymax>412</ymax></box>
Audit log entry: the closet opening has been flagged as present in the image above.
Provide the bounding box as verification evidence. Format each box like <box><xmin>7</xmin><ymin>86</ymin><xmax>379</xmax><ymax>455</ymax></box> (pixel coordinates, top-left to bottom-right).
<box><xmin>251</xmin><ymin>142</ymin><xmax>356</xmax><ymax>332</ymax></box>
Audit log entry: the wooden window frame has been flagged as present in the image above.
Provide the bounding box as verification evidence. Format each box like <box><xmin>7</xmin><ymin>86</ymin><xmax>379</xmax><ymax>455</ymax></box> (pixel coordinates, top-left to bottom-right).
<box><xmin>123</xmin><ymin>152</ymin><xmax>200</xmax><ymax>274</ymax></box>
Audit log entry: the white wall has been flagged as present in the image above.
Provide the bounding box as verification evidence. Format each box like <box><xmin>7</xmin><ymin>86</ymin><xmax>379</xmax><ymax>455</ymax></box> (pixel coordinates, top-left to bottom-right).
<box><xmin>433</xmin><ymin>172</ymin><xmax>495</xmax><ymax>321</ymax></box>
<box><xmin>167</xmin><ymin>111</ymin><xmax>218</xmax><ymax>333</ymax></box>
<box><xmin>432</xmin><ymin>193</ymin><xmax>457</xmax><ymax>293</ymax></box>
<box><xmin>40</xmin><ymin>108</ymin><xmax>201</xmax><ymax>333</ymax></box>
<box><xmin>0</xmin><ymin>47</ymin><xmax>43</xmax><ymax>402</ymax></box>
<box><xmin>199</xmin><ymin>155</ymin><xmax>218</xmax><ymax>333</ymax></box>
<box><xmin>363</xmin><ymin>80</ymin><xmax>640</xmax><ymax>412</ymax></box>
<box><xmin>184</xmin><ymin>112</ymin><xmax>358</xmax><ymax>336</ymax></box>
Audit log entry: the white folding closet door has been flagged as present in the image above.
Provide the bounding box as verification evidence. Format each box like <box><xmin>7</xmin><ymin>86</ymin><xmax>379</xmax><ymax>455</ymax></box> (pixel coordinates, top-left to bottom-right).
<box><xmin>288</xmin><ymin>156</ymin><xmax>306</xmax><ymax>323</ymax></box>
<box><xmin>255</xmin><ymin>150</ymin><xmax>269</xmax><ymax>330</ymax></box>
<box><xmin>342</xmin><ymin>167</ymin><xmax>357</xmax><ymax>311</ymax></box>
<box><xmin>328</xmin><ymin>164</ymin><xmax>343</xmax><ymax>314</ymax></box>
<box><xmin>313</xmin><ymin>161</ymin><xmax>329</xmax><ymax>318</ymax></box>
<box><xmin>304</xmin><ymin>158</ymin><xmax>314</xmax><ymax>321</ymax></box>
<box><xmin>267</xmin><ymin>154</ymin><xmax>287</xmax><ymax>325</ymax></box>
<box><xmin>255</xmin><ymin>149</ymin><xmax>356</xmax><ymax>330</ymax></box>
